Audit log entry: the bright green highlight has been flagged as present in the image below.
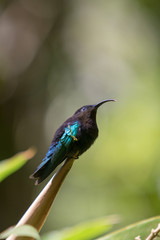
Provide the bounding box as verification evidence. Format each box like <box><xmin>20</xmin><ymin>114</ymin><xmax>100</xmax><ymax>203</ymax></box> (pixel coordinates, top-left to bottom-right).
<box><xmin>0</xmin><ymin>148</ymin><xmax>36</xmax><ymax>182</ymax></box>
<box><xmin>42</xmin><ymin>216</ymin><xmax>118</xmax><ymax>240</ymax></box>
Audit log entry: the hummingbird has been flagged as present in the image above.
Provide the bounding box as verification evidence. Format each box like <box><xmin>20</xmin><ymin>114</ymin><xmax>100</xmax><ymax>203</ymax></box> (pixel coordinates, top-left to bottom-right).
<box><xmin>30</xmin><ymin>99</ymin><xmax>115</xmax><ymax>185</ymax></box>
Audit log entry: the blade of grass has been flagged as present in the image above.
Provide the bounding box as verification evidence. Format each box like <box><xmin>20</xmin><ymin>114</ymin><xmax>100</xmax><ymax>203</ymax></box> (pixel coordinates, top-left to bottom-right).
<box><xmin>97</xmin><ymin>216</ymin><xmax>160</xmax><ymax>240</ymax></box>
<box><xmin>0</xmin><ymin>148</ymin><xmax>36</xmax><ymax>182</ymax></box>
<box><xmin>42</xmin><ymin>215</ymin><xmax>119</xmax><ymax>240</ymax></box>
<box><xmin>0</xmin><ymin>225</ymin><xmax>40</xmax><ymax>240</ymax></box>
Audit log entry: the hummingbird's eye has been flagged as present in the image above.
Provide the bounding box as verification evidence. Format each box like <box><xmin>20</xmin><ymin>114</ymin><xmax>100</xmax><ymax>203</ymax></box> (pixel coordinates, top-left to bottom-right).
<box><xmin>81</xmin><ymin>107</ymin><xmax>86</xmax><ymax>112</ymax></box>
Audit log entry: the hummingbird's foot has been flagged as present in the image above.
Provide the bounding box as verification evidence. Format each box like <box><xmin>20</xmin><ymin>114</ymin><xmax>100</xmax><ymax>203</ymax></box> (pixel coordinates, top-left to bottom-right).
<box><xmin>68</xmin><ymin>125</ymin><xmax>78</xmax><ymax>141</ymax></box>
<box><xmin>73</xmin><ymin>151</ymin><xmax>79</xmax><ymax>159</ymax></box>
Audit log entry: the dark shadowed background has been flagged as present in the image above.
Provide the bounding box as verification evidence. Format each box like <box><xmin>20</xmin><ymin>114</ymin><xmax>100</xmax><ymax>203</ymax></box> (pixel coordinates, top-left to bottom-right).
<box><xmin>0</xmin><ymin>0</ymin><xmax>160</xmax><ymax>234</ymax></box>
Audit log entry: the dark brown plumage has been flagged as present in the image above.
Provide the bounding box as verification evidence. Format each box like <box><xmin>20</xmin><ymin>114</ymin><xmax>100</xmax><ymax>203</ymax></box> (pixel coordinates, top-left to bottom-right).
<box><xmin>30</xmin><ymin>99</ymin><xmax>115</xmax><ymax>184</ymax></box>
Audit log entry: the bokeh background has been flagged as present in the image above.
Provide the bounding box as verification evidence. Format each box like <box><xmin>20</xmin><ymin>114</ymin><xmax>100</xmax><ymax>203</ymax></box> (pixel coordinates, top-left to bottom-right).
<box><xmin>0</xmin><ymin>0</ymin><xmax>160</xmax><ymax>234</ymax></box>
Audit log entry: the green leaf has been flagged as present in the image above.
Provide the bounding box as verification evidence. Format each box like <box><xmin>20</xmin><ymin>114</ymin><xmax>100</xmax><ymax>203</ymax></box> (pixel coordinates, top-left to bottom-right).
<box><xmin>42</xmin><ymin>215</ymin><xmax>119</xmax><ymax>240</ymax></box>
<box><xmin>0</xmin><ymin>148</ymin><xmax>36</xmax><ymax>182</ymax></box>
<box><xmin>98</xmin><ymin>216</ymin><xmax>160</xmax><ymax>240</ymax></box>
<box><xmin>0</xmin><ymin>225</ymin><xmax>40</xmax><ymax>240</ymax></box>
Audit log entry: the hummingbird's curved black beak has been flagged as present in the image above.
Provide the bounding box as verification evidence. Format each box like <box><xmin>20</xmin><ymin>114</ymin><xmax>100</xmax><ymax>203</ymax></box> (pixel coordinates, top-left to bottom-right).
<box><xmin>94</xmin><ymin>99</ymin><xmax>116</xmax><ymax>109</ymax></box>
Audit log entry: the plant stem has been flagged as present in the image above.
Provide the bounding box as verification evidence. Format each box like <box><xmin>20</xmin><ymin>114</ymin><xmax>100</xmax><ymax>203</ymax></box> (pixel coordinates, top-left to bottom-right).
<box><xmin>7</xmin><ymin>157</ymin><xmax>75</xmax><ymax>240</ymax></box>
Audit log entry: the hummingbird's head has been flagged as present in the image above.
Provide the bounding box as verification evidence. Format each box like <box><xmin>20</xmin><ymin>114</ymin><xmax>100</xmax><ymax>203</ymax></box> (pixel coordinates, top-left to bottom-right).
<box><xmin>74</xmin><ymin>99</ymin><xmax>116</xmax><ymax>120</ymax></box>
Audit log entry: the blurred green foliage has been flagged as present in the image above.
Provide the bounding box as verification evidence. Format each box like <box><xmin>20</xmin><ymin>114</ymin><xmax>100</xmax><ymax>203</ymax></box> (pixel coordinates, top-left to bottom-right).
<box><xmin>41</xmin><ymin>216</ymin><xmax>160</xmax><ymax>240</ymax></box>
<box><xmin>0</xmin><ymin>0</ymin><xmax>160</xmax><ymax>236</ymax></box>
<box><xmin>0</xmin><ymin>148</ymin><xmax>36</xmax><ymax>182</ymax></box>
<box><xmin>100</xmin><ymin>216</ymin><xmax>160</xmax><ymax>240</ymax></box>
<box><xmin>42</xmin><ymin>216</ymin><xmax>117</xmax><ymax>240</ymax></box>
<box><xmin>0</xmin><ymin>225</ymin><xmax>40</xmax><ymax>240</ymax></box>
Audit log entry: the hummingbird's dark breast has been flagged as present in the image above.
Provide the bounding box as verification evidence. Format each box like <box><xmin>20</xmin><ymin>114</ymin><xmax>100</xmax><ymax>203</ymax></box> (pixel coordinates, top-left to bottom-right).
<box><xmin>68</xmin><ymin>119</ymin><xmax>99</xmax><ymax>157</ymax></box>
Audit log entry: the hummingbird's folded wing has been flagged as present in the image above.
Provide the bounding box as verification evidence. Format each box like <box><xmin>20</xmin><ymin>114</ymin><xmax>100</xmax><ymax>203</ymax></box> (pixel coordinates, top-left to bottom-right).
<box><xmin>30</xmin><ymin>121</ymin><xmax>79</xmax><ymax>184</ymax></box>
